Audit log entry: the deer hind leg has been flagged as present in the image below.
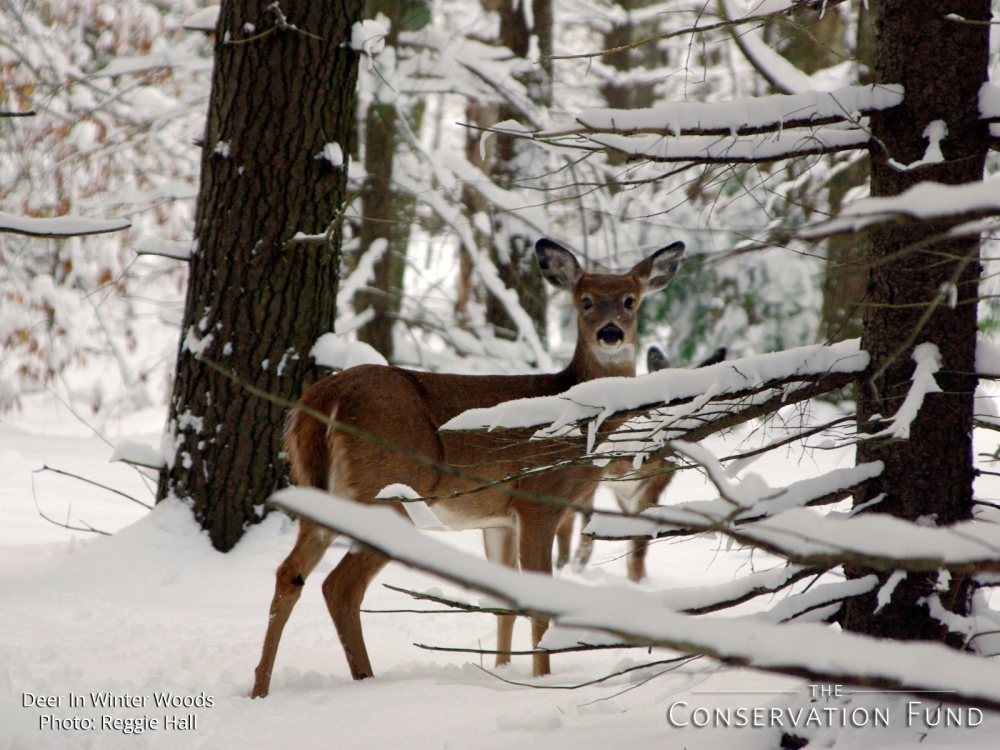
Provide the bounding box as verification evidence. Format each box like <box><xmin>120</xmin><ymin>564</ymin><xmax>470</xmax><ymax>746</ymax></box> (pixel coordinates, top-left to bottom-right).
<box><xmin>321</xmin><ymin>546</ymin><xmax>390</xmax><ymax>680</ymax></box>
<box><xmin>554</xmin><ymin>513</ymin><xmax>574</xmax><ymax>571</ymax></box>
<box><xmin>571</xmin><ymin>489</ymin><xmax>596</xmax><ymax>573</ymax></box>
<box><xmin>516</xmin><ymin>508</ymin><xmax>563</xmax><ymax>677</ymax></box>
<box><xmin>483</xmin><ymin>526</ymin><xmax>518</xmax><ymax>667</ymax></box>
<box><xmin>626</xmin><ymin>538</ymin><xmax>649</xmax><ymax>583</ymax></box>
<box><xmin>624</xmin><ymin>469</ymin><xmax>674</xmax><ymax>583</ymax></box>
<box><xmin>252</xmin><ymin>520</ymin><xmax>335</xmax><ymax>698</ymax></box>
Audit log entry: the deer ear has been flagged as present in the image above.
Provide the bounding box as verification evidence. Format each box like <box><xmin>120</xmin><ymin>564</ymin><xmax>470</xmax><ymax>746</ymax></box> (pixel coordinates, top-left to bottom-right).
<box><xmin>536</xmin><ymin>239</ymin><xmax>583</xmax><ymax>290</ymax></box>
<box><xmin>629</xmin><ymin>241</ymin><xmax>684</xmax><ymax>294</ymax></box>
<box><xmin>647</xmin><ymin>346</ymin><xmax>670</xmax><ymax>372</ymax></box>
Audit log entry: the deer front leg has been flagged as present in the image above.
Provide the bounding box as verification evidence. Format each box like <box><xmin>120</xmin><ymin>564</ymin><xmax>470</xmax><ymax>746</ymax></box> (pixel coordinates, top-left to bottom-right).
<box><xmin>554</xmin><ymin>512</ymin><xmax>574</xmax><ymax>571</ymax></box>
<box><xmin>321</xmin><ymin>546</ymin><xmax>390</xmax><ymax>680</ymax></box>
<box><xmin>571</xmin><ymin>489</ymin><xmax>596</xmax><ymax>573</ymax></box>
<box><xmin>252</xmin><ymin>520</ymin><xmax>334</xmax><ymax>698</ymax></box>
<box><xmin>516</xmin><ymin>507</ymin><xmax>563</xmax><ymax>677</ymax></box>
<box><xmin>483</xmin><ymin>526</ymin><xmax>518</xmax><ymax>667</ymax></box>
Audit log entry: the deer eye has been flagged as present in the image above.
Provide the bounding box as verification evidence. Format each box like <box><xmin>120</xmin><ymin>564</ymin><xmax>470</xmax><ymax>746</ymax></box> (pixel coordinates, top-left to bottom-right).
<box><xmin>624</xmin><ymin>297</ymin><xmax>635</xmax><ymax>309</ymax></box>
<box><xmin>581</xmin><ymin>297</ymin><xmax>594</xmax><ymax>310</ymax></box>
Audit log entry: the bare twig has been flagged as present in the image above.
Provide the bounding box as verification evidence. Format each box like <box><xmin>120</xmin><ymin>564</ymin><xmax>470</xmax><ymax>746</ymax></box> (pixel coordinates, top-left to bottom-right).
<box><xmin>33</xmin><ymin>465</ymin><xmax>152</xmax><ymax>509</ymax></box>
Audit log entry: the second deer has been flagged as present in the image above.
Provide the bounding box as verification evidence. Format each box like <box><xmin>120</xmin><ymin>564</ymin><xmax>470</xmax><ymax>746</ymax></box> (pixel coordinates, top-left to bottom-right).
<box><xmin>553</xmin><ymin>345</ymin><xmax>726</xmax><ymax>582</ymax></box>
<box><xmin>251</xmin><ymin>238</ymin><xmax>684</xmax><ymax>697</ymax></box>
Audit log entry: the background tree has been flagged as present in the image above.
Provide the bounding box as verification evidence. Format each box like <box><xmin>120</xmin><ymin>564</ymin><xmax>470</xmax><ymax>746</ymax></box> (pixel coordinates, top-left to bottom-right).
<box><xmin>156</xmin><ymin>0</ymin><xmax>363</xmax><ymax>551</ymax></box>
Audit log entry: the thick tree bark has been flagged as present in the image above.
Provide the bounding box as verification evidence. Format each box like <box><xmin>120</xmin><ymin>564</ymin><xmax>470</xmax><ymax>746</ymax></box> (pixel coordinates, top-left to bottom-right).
<box><xmin>842</xmin><ymin>0</ymin><xmax>989</xmax><ymax>642</ymax></box>
<box><xmin>157</xmin><ymin>0</ymin><xmax>362</xmax><ymax>551</ymax></box>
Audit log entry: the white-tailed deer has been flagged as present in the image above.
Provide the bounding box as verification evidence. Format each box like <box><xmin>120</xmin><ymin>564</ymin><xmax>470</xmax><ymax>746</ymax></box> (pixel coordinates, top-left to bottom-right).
<box><xmin>554</xmin><ymin>345</ymin><xmax>727</xmax><ymax>582</ymax></box>
<box><xmin>250</xmin><ymin>238</ymin><xmax>684</xmax><ymax>698</ymax></box>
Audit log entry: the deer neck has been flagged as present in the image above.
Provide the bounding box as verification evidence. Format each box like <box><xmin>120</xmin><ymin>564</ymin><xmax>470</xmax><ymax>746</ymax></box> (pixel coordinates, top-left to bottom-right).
<box><xmin>566</xmin><ymin>338</ymin><xmax>637</xmax><ymax>383</ymax></box>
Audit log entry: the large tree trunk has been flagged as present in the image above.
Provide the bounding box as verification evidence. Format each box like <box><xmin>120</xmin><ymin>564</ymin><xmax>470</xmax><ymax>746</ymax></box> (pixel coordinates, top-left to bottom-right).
<box><xmin>157</xmin><ymin>0</ymin><xmax>362</xmax><ymax>551</ymax></box>
<box><xmin>842</xmin><ymin>0</ymin><xmax>989</xmax><ymax>642</ymax></box>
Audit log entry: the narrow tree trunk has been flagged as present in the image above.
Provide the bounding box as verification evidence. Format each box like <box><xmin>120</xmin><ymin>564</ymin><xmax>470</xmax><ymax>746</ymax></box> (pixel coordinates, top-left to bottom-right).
<box><xmin>354</xmin><ymin>101</ymin><xmax>399</xmax><ymax>358</ymax></box>
<box><xmin>817</xmin><ymin>0</ymin><xmax>875</xmax><ymax>344</ymax></box>
<box><xmin>157</xmin><ymin>0</ymin><xmax>362</xmax><ymax>552</ymax></box>
<box><xmin>842</xmin><ymin>0</ymin><xmax>989</xmax><ymax>642</ymax></box>
<box><xmin>481</xmin><ymin>0</ymin><xmax>551</xmax><ymax>343</ymax></box>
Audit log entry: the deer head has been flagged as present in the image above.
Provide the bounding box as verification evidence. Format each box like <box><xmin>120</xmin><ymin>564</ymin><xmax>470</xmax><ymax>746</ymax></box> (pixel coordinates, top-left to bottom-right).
<box><xmin>536</xmin><ymin>238</ymin><xmax>684</xmax><ymax>381</ymax></box>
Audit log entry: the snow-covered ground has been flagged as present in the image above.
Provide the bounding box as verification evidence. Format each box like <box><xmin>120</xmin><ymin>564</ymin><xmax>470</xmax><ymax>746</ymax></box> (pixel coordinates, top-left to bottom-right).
<box><xmin>2</xmin><ymin>396</ymin><xmax>999</xmax><ymax>749</ymax></box>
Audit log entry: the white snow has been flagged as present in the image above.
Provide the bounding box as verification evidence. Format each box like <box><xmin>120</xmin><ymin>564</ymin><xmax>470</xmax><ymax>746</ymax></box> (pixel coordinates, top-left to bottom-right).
<box><xmin>871</xmin><ymin>343</ymin><xmax>942</xmax><ymax>440</ymax></box>
<box><xmin>316</xmin><ymin>142</ymin><xmax>344</xmax><ymax>168</ymax></box>
<box><xmin>271</xmin><ymin>487</ymin><xmax>1000</xmax><ymax>708</ymax></box>
<box><xmin>0</xmin><ymin>211</ymin><xmax>130</xmax><ymax>238</ymax></box>
<box><xmin>443</xmin><ymin>339</ymin><xmax>868</xmax><ymax>433</ymax></box>
<box><xmin>109</xmin><ymin>440</ymin><xmax>166</xmax><ymax>469</ymax></box>
<box><xmin>803</xmin><ymin>174</ymin><xmax>1000</xmax><ymax>236</ymax></box>
<box><xmin>585</xmin><ymin>462</ymin><xmax>884</xmax><ymax>540</ymax></box>
<box><xmin>182</xmin><ymin>327</ymin><xmax>214</xmax><ymax>357</ymax></box>
<box><xmin>979</xmin><ymin>82</ymin><xmax>1000</xmax><ymax>120</ymax></box>
<box><xmin>874</xmin><ymin>571</ymin><xmax>907</xmax><ymax>615</ymax></box>
<box><xmin>741</xmin><ymin>506</ymin><xmax>1000</xmax><ymax>567</ymax></box>
<box><xmin>183</xmin><ymin>6</ymin><xmax>220</xmax><ymax>32</ymax></box>
<box><xmin>4</xmin><ymin>399</ymin><xmax>1000</xmax><ymax>748</ymax></box>
<box><xmin>977</xmin><ymin>335</ymin><xmax>1000</xmax><ymax>376</ymax></box>
<box><xmin>134</xmin><ymin>235</ymin><xmax>194</xmax><ymax>261</ymax></box>
<box><xmin>310</xmin><ymin>334</ymin><xmax>388</xmax><ymax>369</ymax></box>
<box><xmin>351</xmin><ymin>19</ymin><xmax>388</xmax><ymax>66</ymax></box>
<box><xmin>888</xmin><ymin>120</ymin><xmax>948</xmax><ymax>172</ymax></box>
<box><xmin>550</xmin><ymin>85</ymin><xmax>903</xmax><ymax>138</ymax></box>
<box><xmin>584</xmin><ymin>126</ymin><xmax>871</xmax><ymax>164</ymax></box>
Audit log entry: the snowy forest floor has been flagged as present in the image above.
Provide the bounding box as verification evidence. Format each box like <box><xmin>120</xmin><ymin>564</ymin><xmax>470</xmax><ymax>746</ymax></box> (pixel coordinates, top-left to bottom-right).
<box><xmin>3</xmin><ymin>396</ymin><xmax>1000</xmax><ymax>749</ymax></box>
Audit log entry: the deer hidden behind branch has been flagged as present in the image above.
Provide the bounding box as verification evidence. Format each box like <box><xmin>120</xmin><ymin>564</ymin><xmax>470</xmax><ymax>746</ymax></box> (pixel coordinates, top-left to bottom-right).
<box><xmin>555</xmin><ymin>345</ymin><xmax>727</xmax><ymax>582</ymax></box>
<box><xmin>250</xmin><ymin>238</ymin><xmax>684</xmax><ymax>698</ymax></box>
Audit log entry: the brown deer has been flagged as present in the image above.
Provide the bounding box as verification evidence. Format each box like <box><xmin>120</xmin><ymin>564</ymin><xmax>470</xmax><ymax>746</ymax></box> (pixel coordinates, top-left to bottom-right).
<box><xmin>553</xmin><ymin>345</ymin><xmax>727</xmax><ymax>583</ymax></box>
<box><xmin>250</xmin><ymin>238</ymin><xmax>684</xmax><ymax>698</ymax></box>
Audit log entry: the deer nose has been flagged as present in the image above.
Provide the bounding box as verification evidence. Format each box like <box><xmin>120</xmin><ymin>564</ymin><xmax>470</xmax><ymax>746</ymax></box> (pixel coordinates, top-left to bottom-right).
<box><xmin>597</xmin><ymin>323</ymin><xmax>624</xmax><ymax>346</ymax></box>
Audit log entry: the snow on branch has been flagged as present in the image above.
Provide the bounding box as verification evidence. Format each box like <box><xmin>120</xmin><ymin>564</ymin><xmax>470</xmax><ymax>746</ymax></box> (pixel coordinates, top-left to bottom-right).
<box><xmin>133</xmin><ymin>235</ymin><xmax>194</xmax><ymax>260</ymax></box>
<box><xmin>581</xmin><ymin>126</ymin><xmax>870</xmax><ymax>164</ymax></box>
<box><xmin>802</xmin><ymin>174</ymin><xmax>1000</xmax><ymax>237</ymax></box>
<box><xmin>269</xmin><ymin>488</ymin><xmax>1000</xmax><ymax>712</ymax></box>
<box><xmin>585</xmin><ymin>462</ymin><xmax>883</xmax><ymax>541</ymax></box>
<box><xmin>750</xmin><ymin>575</ymin><xmax>879</xmax><ymax>624</ymax></box>
<box><xmin>869</xmin><ymin>343</ymin><xmax>941</xmax><ymax>440</ymax></box>
<box><xmin>539</xmin><ymin>85</ymin><xmax>902</xmax><ymax>139</ymax></box>
<box><xmin>522</xmin><ymin>85</ymin><xmax>900</xmax><ymax>164</ymax></box>
<box><xmin>732</xmin><ymin>506</ymin><xmax>1000</xmax><ymax>575</ymax></box>
<box><xmin>720</xmin><ymin>0</ymin><xmax>813</xmax><ymax>95</ymax></box>
<box><xmin>0</xmin><ymin>211</ymin><xmax>131</xmax><ymax>238</ymax></box>
<box><xmin>443</xmin><ymin>339</ymin><xmax>867</xmax><ymax>434</ymax></box>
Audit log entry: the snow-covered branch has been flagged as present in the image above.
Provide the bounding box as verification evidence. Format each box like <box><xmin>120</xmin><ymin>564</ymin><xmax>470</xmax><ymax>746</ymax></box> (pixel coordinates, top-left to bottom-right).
<box><xmin>444</xmin><ymin>341</ymin><xmax>866</xmax><ymax>472</ymax></box>
<box><xmin>270</xmin><ymin>488</ymin><xmax>1000</xmax><ymax>712</ymax></box>
<box><xmin>523</xmin><ymin>85</ymin><xmax>899</xmax><ymax>163</ymax></box>
<box><xmin>0</xmin><ymin>211</ymin><xmax>130</xmax><ymax>238</ymax></box>
<box><xmin>585</xmin><ymin>462</ymin><xmax>883</xmax><ymax>540</ymax></box>
<box><xmin>802</xmin><ymin>174</ymin><xmax>1000</xmax><ymax>237</ymax></box>
<box><xmin>539</xmin><ymin>85</ymin><xmax>902</xmax><ymax>139</ymax></box>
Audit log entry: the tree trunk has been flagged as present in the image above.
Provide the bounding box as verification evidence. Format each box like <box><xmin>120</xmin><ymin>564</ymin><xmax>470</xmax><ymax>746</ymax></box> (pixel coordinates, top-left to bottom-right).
<box><xmin>817</xmin><ymin>0</ymin><xmax>875</xmax><ymax>345</ymax></box>
<box><xmin>842</xmin><ymin>0</ymin><xmax>989</xmax><ymax>642</ymax></box>
<box><xmin>481</xmin><ymin>0</ymin><xmax>551</xmax><ymax>343</ymax></box>
<box><xmin>354</xmin><ymin>101</ymin><xmax>400</xmax><ymax>358</ymax></box>
<box><xmin>353</xmin><ymin>0</ymin><xmax>427</xmax><ymax>360</ymax></box>
<box><xmin>157</xmin><ymin>0</ymin><xmax>361</xmax><ymax>552</ymax></box>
